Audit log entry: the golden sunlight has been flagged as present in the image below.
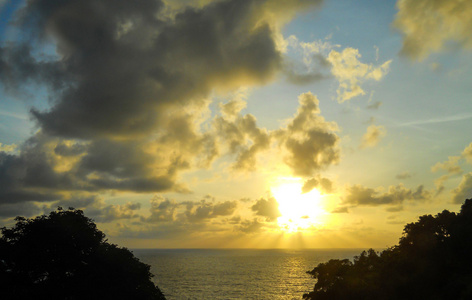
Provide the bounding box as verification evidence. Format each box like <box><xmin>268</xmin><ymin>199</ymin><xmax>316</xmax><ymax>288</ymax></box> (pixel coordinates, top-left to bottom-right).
<box><xmin>271</xmin><ymin>178</ymin><xmax>327</xmax><ymax>233</ymax></box>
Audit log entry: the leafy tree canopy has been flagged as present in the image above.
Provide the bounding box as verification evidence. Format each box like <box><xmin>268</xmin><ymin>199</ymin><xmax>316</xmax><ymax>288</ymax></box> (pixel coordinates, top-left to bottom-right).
<box><xmin>304</xmin><ymin>199</ymin><xmax>472</xmax><ymax>300</ymax></box>
<box><xmin>0</xmin><ymin>207</ymin><xmax>166</xmax><ymax>300</ymax></box>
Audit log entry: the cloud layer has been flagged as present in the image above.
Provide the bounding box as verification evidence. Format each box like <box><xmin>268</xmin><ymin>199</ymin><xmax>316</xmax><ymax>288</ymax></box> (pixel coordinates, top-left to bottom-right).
<box><xmin>0</xmin><ymin>0</ymin><xmax>326</xmax><ymax>217</ymax></box>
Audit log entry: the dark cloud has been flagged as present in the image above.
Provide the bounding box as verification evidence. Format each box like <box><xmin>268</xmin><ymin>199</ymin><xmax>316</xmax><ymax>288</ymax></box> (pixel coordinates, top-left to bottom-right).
<box><xmin>0</xmin><ymin>0</ymin><xmax>323</xmax><ymax>217</ymax></box>
<box><xmin>251</xmin><ymin>197</ymin><xmax>281</xmax><ymax>221</ymax></box>
<box><xmin>54</xmin><ymin>142</ymin><xmax>87</xmax><ymax>157</ymax></box>
<box><xmin>0</xmin><ymin>133</ymin><xmax>179</xmax><ymax>208</ymax></box>
<box><xmin>344</xmin><ymin>184</ymin><xmax>430</xmax><ymax>207</ymax></box>
<box><xmin>0</xmin><ymin>201</ymin><xmax>43</xmax><ymax>219</ymax></box>
<box><xmin>0</xmin><ymin>135</ymin><xmax>70</xmax><ymax>205</ymax></box>
<box><xmin>3</xmin><ymin>0</ymin><xmax>286</xmax><ymax>139</ymax></box>
<box><xmin>55</xmin><ymin>195</ymin><xmax>102</xmax><ymax>210</ymax></box>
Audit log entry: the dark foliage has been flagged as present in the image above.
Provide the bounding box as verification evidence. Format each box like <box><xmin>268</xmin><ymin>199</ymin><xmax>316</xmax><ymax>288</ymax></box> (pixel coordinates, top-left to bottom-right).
<box><xmin>0</xmin><ymin>207</ymin><xmax>166</xmax><ymax>300</ymax></box>
<box><xmin>304</xmin><ymin>199</ymin><xmax>472</xmax><ymax>300</ymax></box>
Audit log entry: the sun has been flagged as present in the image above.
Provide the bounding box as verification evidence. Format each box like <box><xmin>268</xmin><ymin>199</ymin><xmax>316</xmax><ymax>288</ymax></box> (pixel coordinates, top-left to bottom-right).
<box><xmin>271</xmin><ymin>178</ymin><xmax>327</xmax><ymax>232</ymax></box>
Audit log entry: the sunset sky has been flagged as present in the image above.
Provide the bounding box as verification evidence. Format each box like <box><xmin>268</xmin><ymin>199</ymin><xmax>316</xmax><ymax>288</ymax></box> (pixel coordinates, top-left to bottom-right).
<box><xmin>1</xmin><ymin>0</ymin><xmax>472</xmax><ymax>249</ymax></box>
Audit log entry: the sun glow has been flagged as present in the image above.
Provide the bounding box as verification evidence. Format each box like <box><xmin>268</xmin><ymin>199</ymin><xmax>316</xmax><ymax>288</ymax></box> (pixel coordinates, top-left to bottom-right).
<box><xmin>271</xmin><ymin>178</ymin><xmax>327</xmax><ymax>232</ymax></box>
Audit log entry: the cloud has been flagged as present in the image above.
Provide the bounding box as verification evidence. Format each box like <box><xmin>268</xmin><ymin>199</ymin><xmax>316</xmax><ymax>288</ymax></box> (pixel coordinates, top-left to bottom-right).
<box><xmin>143</xmin><ymin>195</ymin><xmax>238</xmax><ymax>224</ymax></box>
<box><xmin>235</xmin><ymin>218</ymin><xmax>264</xmax><ymax>234</ymax></box>
<box><xmin>0</xmin><ymin>132</ymin><xmax>189</xmax><ymax>213</ymax></box>
<box><xmin>366</xmin><ymin>101</ymin><xmax>382</xmax><ymax>110</ymax></box>
<box><xmin>185</xmin><ymin>199</ymin><xmax>238</xmax><ymax>222</ymax></box>
<box><xmin>395</xmin><ymin>172</ymin><xmax>413</xmax><ymax>180</ymax></box>
<box><xmin>394</xmin><ymin>0</ymin><xmax>472</xmax><ymax>61</ymax></box>
<box><xmin>213</xmin><ymin>91</ymin><xmax>340</xmax><ymax>176</ymax></box>
<box><xmin>0</xmin><ymin>143</ymin><xmax>17</xmax><ymax>153</ymax></box>
<box><xmin>0</xmin><ymin>1</ymin><xmax>326</xmax><ymax>218</ymax></box>
<box><xmin>0</xmin><ymin>202</ymin><xmax>43</xmax><ymax>219</ymax></box>
<box><xmin>431</xmin><ymin>156</ymin><xmax>463</xmax><ymax>175</ymax></box>
<box><xmin>282</xmin><ymin>62</ymin><xmax>327</xmax><ymax>85</ymax></box>
<box><xmin>302</xmin><ymin>176</ymin><xmax>333</xmax><ymax>194</ymax></box>
<box><xmin>434</xmin><ymin>174</ymin><xmax>450</xmax><ymax>196</ymax></box>
<box><xmin>386</xmin><ymin>205</ymin><xmax>404</xmax><ymax>212</ymax></box>
<box><xmin>397</xmin><ymin>113</ymin><xmax>472</xmax><ymax>128</ymax></box>
<box><xmin>276</xmin><ymin>92</ymin><xmax>340</xmax><ymax>177</ymax></box>
<box><xmin>282</xmin><ymin>36</ymin><xmax>333</xmax><ymax>85</ymax></box>
<box><xmin>251</xmin><ymin>197</ymin><xmax>281</xmax><ymax>221</ymax></box>
<box><xmin>452</xmin><ymin>173</ymin><xmax>472</xmax><ymax>204</ymax></box>
<box><xmin>331</xmin><ymin>206</ymin><xmax>349</xmax><ymax>214</ymax></box>
<box><xmin>462</xmin><ymin>142</ymin><xmax>472</xmax><ymax>164</ymax></box>
<box><xmin>91</xmin><ymin>202</ymin><xmax>142</xmax><ymax>223</ymax></box>
<box><xmin>327</xmin><ymin>48</ymin><xmax>391</xmax><ymax>102</ymax></box>
<box><xmin>2</xmin><ymin>0</ymin><xmax>322</xmax><ymax>140</ymax></box>
<box><xmin>361</xmin><ymin>125</ymin><xmax>386</xmax><ymax>148</ymax></box>
<box><xmin>214</xmin><ymin>99</ymin><xmax>270</xmax><ymax>171</ymax></box>
<box><xmin>144</xmin><ymin>196</ymin><xmax>179</xmax><ymax>223</ymax></box>
<box><xmin>344</xmin><ymin>184</ymin><xmax>430</xmax><ymax>207</ymax></box>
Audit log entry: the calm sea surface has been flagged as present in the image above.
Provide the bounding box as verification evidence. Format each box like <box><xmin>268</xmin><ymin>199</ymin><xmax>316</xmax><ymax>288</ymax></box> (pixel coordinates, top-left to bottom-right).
<box><xmin>133</xmin><ymin>248</ymin><xmax>363</xmax><ymax>300</ymax></box>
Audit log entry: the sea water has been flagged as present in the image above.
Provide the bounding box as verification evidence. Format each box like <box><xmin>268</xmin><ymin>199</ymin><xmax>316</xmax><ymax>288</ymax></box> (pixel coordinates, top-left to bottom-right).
<box><xmin>134</xmin><ymin>248</ymin><xmax>363</xmax><ymax>300</ymax></box>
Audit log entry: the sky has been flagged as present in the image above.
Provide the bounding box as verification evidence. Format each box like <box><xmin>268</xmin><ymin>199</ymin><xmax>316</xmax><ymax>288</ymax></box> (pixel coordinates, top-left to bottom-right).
<box><xmin>0</xmin><ymin>0</ymin><xmax>472</xmax><ymax>249</ymax></box>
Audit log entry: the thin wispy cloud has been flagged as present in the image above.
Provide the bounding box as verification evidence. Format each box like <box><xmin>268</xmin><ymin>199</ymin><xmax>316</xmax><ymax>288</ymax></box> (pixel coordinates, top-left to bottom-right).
<box><xmin>396</xmin><ymin>113</ymin><xmax>472</xmax><ymax>127</ymax></box>
<box><xmin>0</xmin><ymin>109</ymin><xmax>28</xmax><ymax>120</ymax></box>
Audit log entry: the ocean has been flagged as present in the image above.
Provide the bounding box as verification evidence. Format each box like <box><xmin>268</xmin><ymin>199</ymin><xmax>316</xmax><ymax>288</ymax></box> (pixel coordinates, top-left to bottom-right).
<box><xmin>133</xmin><ymin>248</ymin><xmax>364</xmax><ymax>300</ymax></box>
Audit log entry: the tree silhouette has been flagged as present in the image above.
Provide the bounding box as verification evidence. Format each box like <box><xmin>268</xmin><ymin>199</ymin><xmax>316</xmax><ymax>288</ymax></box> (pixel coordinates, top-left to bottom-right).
<box><xmin>304</xmin><ymin>199</ymin><xmax>472</xmax><ymax>300</ymax></box>
<box><xmin>0</xmin><ymin>207</ymin><xmax>166</xmax><ymax>299</ymax></box>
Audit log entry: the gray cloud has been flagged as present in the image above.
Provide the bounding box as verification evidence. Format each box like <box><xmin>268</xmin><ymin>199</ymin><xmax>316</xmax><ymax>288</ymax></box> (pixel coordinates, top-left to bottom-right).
<box><xmin>302</xmin><ymin>176</ymin><xmax>333</xmax><ymax>194</ymax></box>
<box><xmin>276</xmin><ymin>92</ymin><xmax>340</xmax><ymax>177</ymax></box>
<box><xmin>251</xmin><ymin>197</ymin><xmax>281</xmax><ymax>221</ymax></box>
<box><xmin>366</xmin><ymin>101</ymin><xmax>382</xmax><ymax>110</ymax></box>
<box><xmin>185</xmin><ymin>199</ymin><xmax>238</xmax><ymax>222</ymax></box>
<box><xmin>215</xmin><ymin>108</ymin><xmax>270</xmax><ymax>171</ymax></box>
<box><xmin>396</xmin><ymin>171</ymin><xmax>413</xmax><ymax>180</ymax></box>
<box><xmin>90</xmin><ymin>202</ymin><xmax>142</xmax><ymax>223</ymax></box>
<box><xmin>142</xmin><ymin>195</ymin><xmax>238</xmax><ymax>224</ymax></box>
<box><xmin>0</xmin><ymin>201</ymin><xmax>43</xmax><ymax>219</ymax></box>
<box><xmin>0</xmin><ymin>0</ymin><xmax>324</xmax><ymax>217</ymax></box>
<box><xmin>344</xmin><ymin>184</ymin><xmax>430</xmax><ymax>207</ymax></box>
<box><xmin>8</xmin><ymin>0</ymin><xmax>287</xmax><ymax>139</ymax></box>
<box><xmin>282</xmin><ymin>55</ymin><xmax>329</xmax><ymax>85</ymax></box>
<box><xmin>144</xmin><ymin>196</ymin><xmax>179</xmax><ymax>223</ymax></box>
<box><xmin>235</xmin><ymin>218</ymin><xmax>264</xmax><ymax>234</ymax></box>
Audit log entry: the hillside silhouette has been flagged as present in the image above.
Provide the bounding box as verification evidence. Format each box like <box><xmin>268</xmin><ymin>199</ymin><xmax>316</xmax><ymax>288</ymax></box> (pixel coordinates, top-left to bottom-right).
<box><xmin>0</xmin><ymin>207</ymin><xmax>166</xmax><ymax>299</ymax></box>
<box><xmin>304</xmin><ymin>199</ymin><xmax>472</xmax><ymax>300</ymax></box>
